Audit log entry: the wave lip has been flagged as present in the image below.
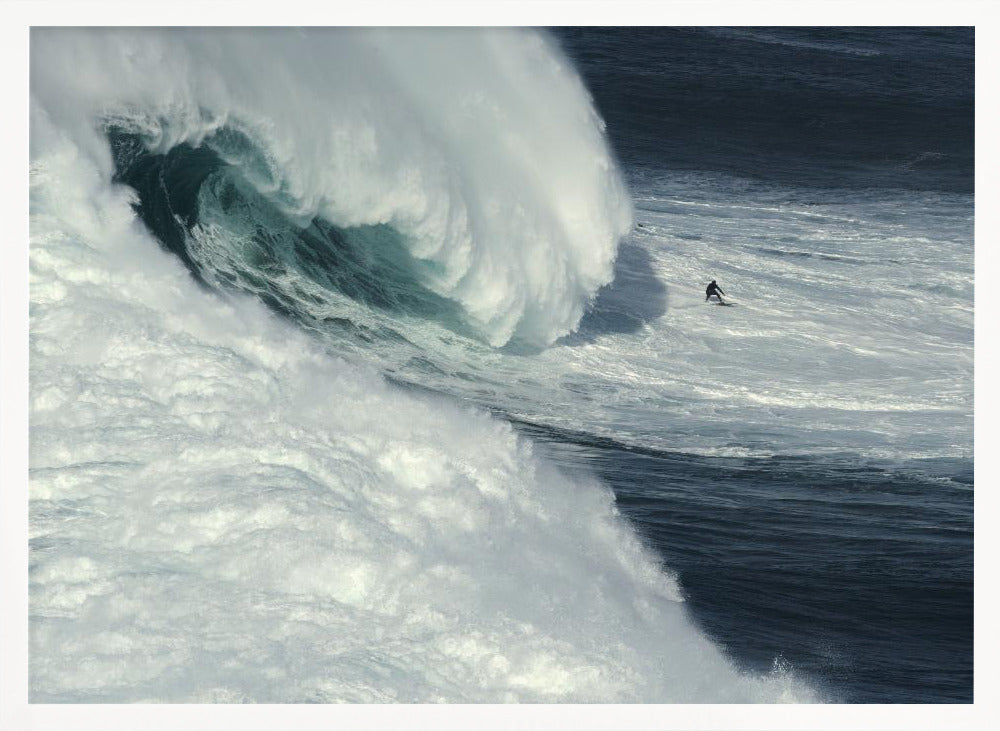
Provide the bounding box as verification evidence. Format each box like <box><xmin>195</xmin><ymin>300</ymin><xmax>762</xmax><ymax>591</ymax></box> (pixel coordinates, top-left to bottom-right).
<box><xmin>31</xmin><ymin>26</ymin><xmax>633</xmax><ymax>347</ymax></box>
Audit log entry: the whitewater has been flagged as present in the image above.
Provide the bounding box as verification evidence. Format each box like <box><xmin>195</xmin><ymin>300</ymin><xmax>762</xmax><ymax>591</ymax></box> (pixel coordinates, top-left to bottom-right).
<box><xmin>28</xmin><ymin>27</ymin><xmax>824</xmax><ymax>703</ymax></box>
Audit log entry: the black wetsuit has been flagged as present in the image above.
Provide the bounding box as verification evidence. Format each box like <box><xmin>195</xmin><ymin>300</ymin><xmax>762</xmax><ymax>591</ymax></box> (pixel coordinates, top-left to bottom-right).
<box><xmin>706</xmin><ymin>281</ymin><xmax>725</xmax><ymax>301</ymax></box>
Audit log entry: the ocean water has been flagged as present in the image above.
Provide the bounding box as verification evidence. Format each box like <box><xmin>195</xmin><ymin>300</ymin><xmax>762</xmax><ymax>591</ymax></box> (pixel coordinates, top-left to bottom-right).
<box><xmin>28</xmin><ymin>27</ymin><xmax>972</xmax><ymax>703</ymax></box>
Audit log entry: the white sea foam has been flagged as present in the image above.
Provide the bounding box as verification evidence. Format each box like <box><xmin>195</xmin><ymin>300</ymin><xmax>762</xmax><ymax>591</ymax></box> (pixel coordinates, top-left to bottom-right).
<box><xmin>350</xmin><ymin>170</ymin><xmax>974</xmax><ymax>462</ymax></box>
<box><xmin>29</xmin><ymin>30</ymin><xmax>810</xmax><ymax>703</ymax></box>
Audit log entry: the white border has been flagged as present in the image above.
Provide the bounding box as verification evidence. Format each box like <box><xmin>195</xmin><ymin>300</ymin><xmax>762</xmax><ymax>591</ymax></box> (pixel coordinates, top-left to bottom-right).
<box><xmin>2</xmin><ymin>2</ymin><xmax>995</xmax><ymax>730</ymax></box>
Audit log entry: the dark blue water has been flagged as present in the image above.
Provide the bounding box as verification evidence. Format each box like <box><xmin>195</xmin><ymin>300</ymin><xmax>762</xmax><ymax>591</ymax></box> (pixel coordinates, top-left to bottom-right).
<box><xmin>520</xmin><ymin>422</ymin><xmax>974</xmax><ymax>703</ymax></box>
<box><xmin>545</xmin><ymin>27</ymin><xmax>975</xmax><ymax>703</ymax></box>
<box><xmin>553</xmin><ymin>27</ymin><xmax>974</xmax><ymax>194</ymax></box>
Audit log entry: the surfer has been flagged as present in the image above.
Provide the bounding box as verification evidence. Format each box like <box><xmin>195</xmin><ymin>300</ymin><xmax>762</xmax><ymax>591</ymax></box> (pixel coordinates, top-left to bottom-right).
<box><xmin>705</xmin><ymin>279</ymin><xmax>725</xmax><ymax>303</ymax></box>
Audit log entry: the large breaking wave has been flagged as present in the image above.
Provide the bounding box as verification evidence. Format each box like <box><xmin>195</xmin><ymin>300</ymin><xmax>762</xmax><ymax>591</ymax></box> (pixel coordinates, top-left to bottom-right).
<box><xmin>32</xmin><ymin>26</ymin><xmax>632</xmax><ymax>347</ymax></box>
<box><xmin>29</xmin><ymin>27</ymin><xmax>813</xmax><ymax>703</ymax></box>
